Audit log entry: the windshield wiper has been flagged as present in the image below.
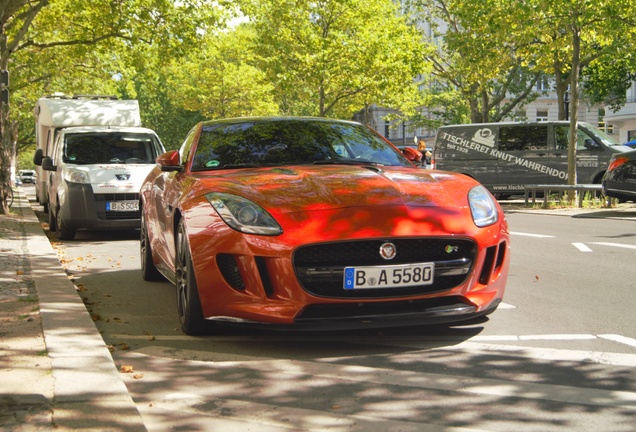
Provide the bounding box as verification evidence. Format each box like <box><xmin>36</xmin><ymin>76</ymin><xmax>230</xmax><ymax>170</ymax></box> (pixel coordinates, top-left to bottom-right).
<box><xmin>313</xmin><ymin>159</ymin><xmax>383</xmax><ymax>166</ymax></box>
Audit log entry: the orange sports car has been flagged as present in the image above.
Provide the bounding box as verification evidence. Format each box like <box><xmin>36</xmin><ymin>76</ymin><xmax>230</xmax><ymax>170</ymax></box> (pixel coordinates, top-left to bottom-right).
<box><xmin>140</xmin><ymin>117</ymin><xmax>510</xmax><ymax>335</ymax></box>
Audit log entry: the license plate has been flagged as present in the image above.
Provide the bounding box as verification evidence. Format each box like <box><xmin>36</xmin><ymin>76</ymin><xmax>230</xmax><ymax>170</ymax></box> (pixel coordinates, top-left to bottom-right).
<box><xmin>344</xmin><ymin>262</ymin><xmax>434</xmax><ymax>290</ymax></box>
<box><xmin>106</xmin><ymin>200</ymin><xmax>139</xmax><ymax>212</ymax></box>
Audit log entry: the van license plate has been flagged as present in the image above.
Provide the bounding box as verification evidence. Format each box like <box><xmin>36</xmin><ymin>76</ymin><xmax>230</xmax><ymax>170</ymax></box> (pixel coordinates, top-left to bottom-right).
<box><xmin>107</xmin><ymin>201</ymin><xmax>139</xmax><ymax>212</ymax></box>
<box><xmin>344</xmin><ymin>263</ymin><xmax>434</xmax><ymax>290</ymax></box>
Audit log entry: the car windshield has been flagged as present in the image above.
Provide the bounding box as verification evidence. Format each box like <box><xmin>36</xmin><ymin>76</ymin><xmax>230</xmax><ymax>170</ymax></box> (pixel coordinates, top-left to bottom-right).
<box><xmin>63</xmin><ymin>133</ymin><xmax>162</xmax><ymax>164</ymax></box>
<box><xmin>191</xmin><ymin>119</ymin><xmax>411</xmax><ymax>171</ymax></box>
<box><xmin>580</xmin><ymin>123</ymin><xmax>620</xmax><ymax>147</ymax></box>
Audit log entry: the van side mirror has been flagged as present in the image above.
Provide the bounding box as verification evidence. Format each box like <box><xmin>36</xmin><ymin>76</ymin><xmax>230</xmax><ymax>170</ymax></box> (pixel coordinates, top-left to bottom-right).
<box><xmin>42</xmin><ymin>157</ymin><xmax>56</xmax><ymax>171</ymax></box>
<box><xmin>584</xmin><ymin>139</ymin><xmax>600</xmax><ymax>150</ymax></box>
<box><xmin>33</xmin><ymin>148</ymin><xmax>44</xmax><ymax>166</ymax></box>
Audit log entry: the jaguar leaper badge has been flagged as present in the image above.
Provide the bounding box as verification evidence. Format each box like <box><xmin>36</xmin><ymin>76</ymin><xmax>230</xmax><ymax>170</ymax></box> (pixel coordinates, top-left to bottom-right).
<box><xmin>379</xmin><ymin>242</ymin><xmax>397</xmax><ymax>260</ymax></box>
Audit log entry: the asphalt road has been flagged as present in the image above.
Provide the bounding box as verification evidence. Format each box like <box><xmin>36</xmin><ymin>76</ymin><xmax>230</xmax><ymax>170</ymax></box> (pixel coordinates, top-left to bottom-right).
<box><xmin>26</xmin><ymin>184</ymin><xmax>636</xmax><ymax>431</ymax></box>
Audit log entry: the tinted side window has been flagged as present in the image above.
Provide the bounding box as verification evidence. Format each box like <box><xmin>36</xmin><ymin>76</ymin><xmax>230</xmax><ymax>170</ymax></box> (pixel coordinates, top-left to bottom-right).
<box><xmin>498</xmin><ymin>126</ymin><xmax>548</xmax><ymax>151</ymax></box>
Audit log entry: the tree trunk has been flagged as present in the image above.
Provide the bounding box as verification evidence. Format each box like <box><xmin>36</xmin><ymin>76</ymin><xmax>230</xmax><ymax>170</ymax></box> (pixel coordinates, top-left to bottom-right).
<box><xmin>0</xmin><ymin>103</ymin><xmax>18</xmax><ymax>215</ymax></box>
<box><xmin>567</xmin><ymin>23</ymin><xmax>581</xmax><ymax>203</ymax></box>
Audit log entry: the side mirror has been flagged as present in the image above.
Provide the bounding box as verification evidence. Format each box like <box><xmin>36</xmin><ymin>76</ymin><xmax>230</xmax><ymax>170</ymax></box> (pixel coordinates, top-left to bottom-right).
<box><xmin>33</xmin><ymin>148</ymin><xmax>44</xmax><ymax>166</ymax></box>
<box><xmin>402</xmin><ymin>147</ymin><xmax>423</xmax><ymax>162</ymax></box>
<box><xmin>42</xmin><ymin>157</ymin><xmax>56</xmax><ymax>171</ymax></box>
<box><xmin>156</xmin><ymin>150</ymin><xmax>183</xmax><ymax>172</ymax></box>
<box><xmin>584</xmin><ymin>139</ymin><xmax>600</xmax><ymax>150</ymax></box>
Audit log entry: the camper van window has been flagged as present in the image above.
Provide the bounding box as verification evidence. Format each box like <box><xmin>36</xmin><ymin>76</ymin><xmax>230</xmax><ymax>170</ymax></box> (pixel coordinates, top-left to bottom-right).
<box><xmin>499</xmin><ymin>126</ymin><xmax>548</xmax><ymax>151</ymax></box>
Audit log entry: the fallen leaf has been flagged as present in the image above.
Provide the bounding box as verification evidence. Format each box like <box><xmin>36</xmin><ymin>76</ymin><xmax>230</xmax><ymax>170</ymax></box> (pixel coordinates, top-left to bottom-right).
<box><xmin>120</xmin><ymin>365</ymin><xmax>134</xmax><ymax>373</ymax></box>
<box><xmin>133</xmin><ymin>373</ymin><xmax>144</xmax><ymax>379</ymax></box>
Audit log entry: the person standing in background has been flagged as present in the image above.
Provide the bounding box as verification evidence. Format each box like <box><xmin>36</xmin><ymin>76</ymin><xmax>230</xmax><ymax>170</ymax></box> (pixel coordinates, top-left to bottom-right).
<box><xmin>418</xmin><ymin>140</ymin><xmax>432</xmax><ymax>167</ymax></box>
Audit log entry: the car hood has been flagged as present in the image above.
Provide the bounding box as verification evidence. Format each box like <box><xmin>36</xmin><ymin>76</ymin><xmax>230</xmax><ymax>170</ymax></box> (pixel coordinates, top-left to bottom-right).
<box><xmin>192</xmin><ymin>165</ymin><xmax>476</xmax><ymax>214</ymax></box>
<box><xmin>67</xmin><ymin>163</ymin><xmax>156</xmax><ymax>193</ymax></box>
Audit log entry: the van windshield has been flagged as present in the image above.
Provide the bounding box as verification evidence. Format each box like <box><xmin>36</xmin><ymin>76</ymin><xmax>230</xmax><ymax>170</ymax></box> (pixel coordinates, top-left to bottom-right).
<box><xmin>63</xmin><ymin>133</ymin><xmax>161</xmax><ymax>164</ymax></box>
<box><xmin>580</xmin><ymin>123</ymin><xmax>620</xmax><ymax>147</ymax></box>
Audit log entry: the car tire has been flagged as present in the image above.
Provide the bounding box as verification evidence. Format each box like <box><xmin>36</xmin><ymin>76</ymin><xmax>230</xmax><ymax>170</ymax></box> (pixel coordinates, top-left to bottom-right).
<box><xmin>56</xmin><ymin>205</ymin><xmax>76</xmax><ymax>240</ymax></box>
<box><xmin>176</xmin><ymin>219</ymin><xmax>207</xmax><ymax>335</ymax></box>
<box><xmin>48</xmin><ymin>202</ymin><xmax>57</xmax><ymax>232</ymax></box>
<box><xmin>140</xmin><ymin>211</ymin><xmax>163</xmax><ymax>281</ymax></box>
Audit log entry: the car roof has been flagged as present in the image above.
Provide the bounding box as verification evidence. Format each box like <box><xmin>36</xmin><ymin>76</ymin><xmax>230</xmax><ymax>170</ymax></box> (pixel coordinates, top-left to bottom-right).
<box><xmin>199</xmin><ymin>116</ymin><xmax>362</xmax><ymax>127</ymax></box>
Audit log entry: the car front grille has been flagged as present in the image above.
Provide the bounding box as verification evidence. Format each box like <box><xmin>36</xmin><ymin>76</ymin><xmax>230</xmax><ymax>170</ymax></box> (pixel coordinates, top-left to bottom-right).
<box><xmin>95</xmin><ymin>193</ymin><xmax>140</xmax><ymax>220</ymax></box>
<box><xmin>293</xmin><ymin>238</ymin><xmax>477</xmax><ymax>298</ymax></box>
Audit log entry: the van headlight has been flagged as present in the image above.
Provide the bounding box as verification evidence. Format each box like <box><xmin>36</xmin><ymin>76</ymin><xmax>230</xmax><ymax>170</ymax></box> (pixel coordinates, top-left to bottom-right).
<box><xmin>468</xmin><ymin>185</ymin><xmax>499</xmax><ymax>227</ymax></box>
<box><xmin>62</xmin><ymin>168</ymin><xmax>90</xmax><ymax>184</ymax></box>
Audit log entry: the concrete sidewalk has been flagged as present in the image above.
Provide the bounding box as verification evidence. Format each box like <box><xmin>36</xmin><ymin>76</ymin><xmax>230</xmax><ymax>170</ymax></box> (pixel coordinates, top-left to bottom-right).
<box><xmin>0</xmin><ymin>188</ymin><xmax>146</xmax><ymax>431</ymax></box>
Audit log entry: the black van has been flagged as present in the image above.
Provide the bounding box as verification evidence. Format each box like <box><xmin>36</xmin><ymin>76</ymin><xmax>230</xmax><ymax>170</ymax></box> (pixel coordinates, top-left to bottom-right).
<box><xmin>433</xmin><ymin>121</ymin><xmax>632</xmax><ymax>196</ymax></box>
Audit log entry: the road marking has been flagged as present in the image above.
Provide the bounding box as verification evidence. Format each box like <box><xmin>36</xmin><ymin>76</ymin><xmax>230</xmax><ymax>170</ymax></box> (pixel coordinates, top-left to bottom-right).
<box><xmin>600</xmin><ymin>334</ymin><xmax>636</xmax><ymax>348</ymax></box>
<box><xmin>572</xmin><ymin>242</ymin><xmax>593</xmax><ymax>252</ymax></box>
<box><xmin>166</xmin><ymin>353</ymin><xmax>636</xmax><ymax>409</ymax></box>
<box><xmin>510</xmin><ymin>231</ymin><xmax>555</xmax><ymax>238</ymax></box>
<box><xmin>113</xmin><ymin>332</ymin><xmax>636</xmax><ymax>349</ymax></box>
<box><xmin>590</xmin><ymin>242</ymin><xmax>636</xmax><ymax>250</ymax></box>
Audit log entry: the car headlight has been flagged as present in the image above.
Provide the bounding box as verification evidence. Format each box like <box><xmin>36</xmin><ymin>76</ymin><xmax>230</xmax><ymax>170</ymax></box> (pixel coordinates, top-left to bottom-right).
<box><xmin>62</xmin><ymin>168</ymin><xmax>90</xmax><ymax>184</ymax></box>
<box><xmin>205</xmin><ymin>192</ymin><xmax>282</xmax><ymax>235</ymax></box>
<box><xmin>468</xmin><ymin>185</ymin><xmax>499</xmax><ymax>227</ymax></box>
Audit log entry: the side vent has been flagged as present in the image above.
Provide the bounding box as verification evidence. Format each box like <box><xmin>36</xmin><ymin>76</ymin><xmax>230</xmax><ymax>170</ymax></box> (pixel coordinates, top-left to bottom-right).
<box><xmin>478</xmin><ymin>242</ymin><xmax>507</xmax><ymax>285</ymax></box>
<box><xmin>217</xmin><ymin>254</ymin><xmax>245</xmax><ymax>290</ymax></box>
<box><xmin>255</xmin><ymin>257</ymin><xmax>274</xmax><ymax>297</ymax></box>
<box><xmin>478</xmin><ymin>245</ymin><xmax>497</xmax><ymax>285</ymax></box>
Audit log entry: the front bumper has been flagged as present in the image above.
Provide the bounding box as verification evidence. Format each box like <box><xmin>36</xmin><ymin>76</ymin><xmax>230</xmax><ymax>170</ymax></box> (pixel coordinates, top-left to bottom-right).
<box><xmin>59</xmin><ymin>182</ymin><xmax>141</xmax><ymax>231</ymax></box>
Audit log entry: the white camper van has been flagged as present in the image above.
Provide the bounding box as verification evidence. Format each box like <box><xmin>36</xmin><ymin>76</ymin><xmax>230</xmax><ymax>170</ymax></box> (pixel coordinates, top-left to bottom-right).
<box><xmin>33</xmin><ymin>95</ymin><xmax>165</xmax><ymax>240</ymax></box>
<box><xmin>33</xmin><ymin>95</ymin><xmax>143</xmax><ymax>210</ymax></box>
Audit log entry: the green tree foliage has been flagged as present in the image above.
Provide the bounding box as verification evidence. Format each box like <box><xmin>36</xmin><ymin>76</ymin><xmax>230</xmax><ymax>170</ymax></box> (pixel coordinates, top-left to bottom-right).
<box><xmin>516</xmin><ymin>0</ymin><xmax>636</xmax><ymax>188</ymax></box>
<box><xmin>0</xmin><ymin>0</ymin><xmax>219</xmax><ymax>213</ymax></box>
<box><xmin>240</xmin><ymin>0</ymin><xmax>432</xmax><ymax>119</ymax></box>
<box><xmin>407</xmin><ymin>0</ymin><xmax>543</xmax><ymax>124</ymax></box>
<box><xmin>166</xmin><ymin>25</ymin><xmax>279</xmax><ymax>122</ymax></box>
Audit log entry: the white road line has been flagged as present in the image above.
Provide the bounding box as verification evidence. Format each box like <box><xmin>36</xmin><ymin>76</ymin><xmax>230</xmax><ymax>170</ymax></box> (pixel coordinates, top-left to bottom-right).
<box><xmin>572</xmin><ymin>242</ymin><xmax>593</xmax><ymax>252</ymax></box>
<box><xmin>510</xmin><ymin>231</ymin><xmax>555</xmax><ymax>238</ymax></box>
<box><xmin>599</xmin><ymin>334</ymin><xmax>636</xmax><ymax>348</ymax></box>
<box><xmin>590</xmin><ymin>242</ymin><xmax>636</xmax><ymax>250</ymax></box>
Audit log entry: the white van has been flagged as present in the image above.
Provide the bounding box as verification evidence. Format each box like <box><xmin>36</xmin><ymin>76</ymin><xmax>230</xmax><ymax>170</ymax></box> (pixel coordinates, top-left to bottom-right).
<box><xmin>33</xmin><ymin>95</ymin><xmax>142</xmax><ymax>212</ymax></box>
<box><xmin>433</xmin><ymin>121</ymin><xmax>632</xmax><ymax>197</ymax></box>
<box><xmin>39</xmin><ymin>126</ymin><xmax>164</xmax><ymax>240</ymax></box>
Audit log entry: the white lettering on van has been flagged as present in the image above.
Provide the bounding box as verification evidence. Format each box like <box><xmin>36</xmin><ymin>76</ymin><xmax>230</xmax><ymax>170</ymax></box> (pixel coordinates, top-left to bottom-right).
<box><xmin>440</xmin><ymin>132</ymin><xmax>569</xmax><ymax>180</ymax></box>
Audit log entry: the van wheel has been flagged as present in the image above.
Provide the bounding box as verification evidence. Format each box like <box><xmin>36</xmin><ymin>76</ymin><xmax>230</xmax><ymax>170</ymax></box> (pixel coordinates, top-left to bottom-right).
<box><xmin>48</xmin><ymin>204</ymin><xmax>57</xmax><ymax>232</ymax></box>
<box><xmin>56</xmin><ymin>206</ymin><xmax>76</xmax><ymax>240</ymax></box>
